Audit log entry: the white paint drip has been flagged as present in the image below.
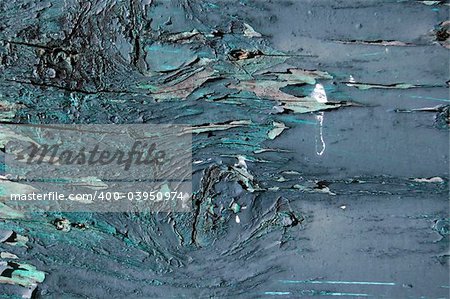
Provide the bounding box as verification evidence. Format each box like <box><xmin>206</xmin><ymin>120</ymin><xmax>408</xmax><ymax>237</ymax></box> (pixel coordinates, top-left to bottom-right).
<box><xmin>315</xmin><ymin>112</ymin><xmax>326</xmax><ymax>156</ymax></box>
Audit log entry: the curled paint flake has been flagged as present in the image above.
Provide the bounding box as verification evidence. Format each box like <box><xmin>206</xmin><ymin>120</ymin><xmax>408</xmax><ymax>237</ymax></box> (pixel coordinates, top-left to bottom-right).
<box><xmin>243</xmin><ymin>23</ymin><xmax>262</xmax><ymax>38</ymax></box>
<box><xmin>268</xmin><ymin>121</ymin><xmax>288</xmax><ymax>140</ymax></box>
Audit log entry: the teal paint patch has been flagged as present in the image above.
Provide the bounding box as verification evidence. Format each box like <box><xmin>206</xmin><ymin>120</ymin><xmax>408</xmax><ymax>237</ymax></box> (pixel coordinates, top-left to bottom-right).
<box><xmin>264</xmin><ymin>291</ymin><xmax>291</xmax><ymax>295</ymax></box>
<box><xmin>280</xmin><ymin>280</ymin><xmax>396</xmax><ymax>286</ymax></box>
<box><xmin>410</xmin><ymin>95</ymin><xmax>450</xmax><ymax>103</ymax></box>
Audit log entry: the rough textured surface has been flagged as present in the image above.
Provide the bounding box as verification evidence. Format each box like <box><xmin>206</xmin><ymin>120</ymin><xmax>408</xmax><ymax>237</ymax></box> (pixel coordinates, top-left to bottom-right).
<box><xmin>0</xmin><ymin>0</ymin><xmax>449</xmax><ymax>298</ymax></box>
